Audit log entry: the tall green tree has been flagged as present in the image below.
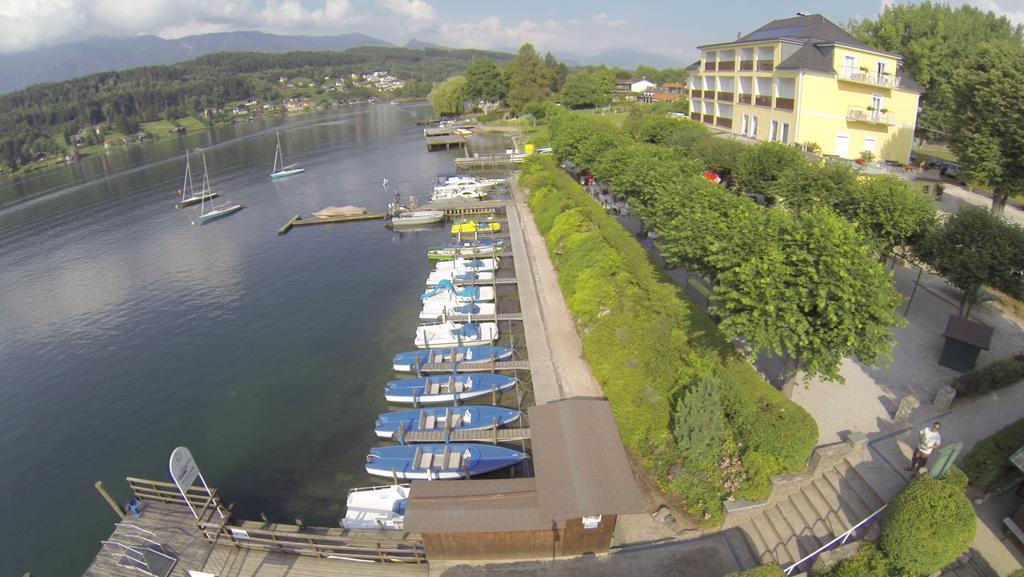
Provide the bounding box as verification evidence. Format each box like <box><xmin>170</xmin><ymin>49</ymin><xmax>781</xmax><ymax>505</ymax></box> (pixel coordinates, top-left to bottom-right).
<box><xmin>851</xmin><ymin>2</ymin><xmax>1024</xmax><ymax>138</ymax></box>
<box><xmin>914</xmin><ymin>205</ymin><xmax>1024</xmax><ymax>315</ymax></box>
<box><xmin>557</xmin><ymin>68</ymin><xmax>614</xmax><ymax>109</ymax></box>
<box><xmin>463</xmin><ymin>57</ymin><xmax>506</xmax><ymax>103</ymax></box>
<box><xmin>733</xmin><ymin>142</ymin><xmax>807</xmax><ymax>197</ymax></box>
<box><xmin>591</xmin><ymin>142</ymin><xmax>701</xmax><ymax>205</ymax></box>
<box><xmin>428</xmin><ymin>75</ymin><xmax>467</xmax><ymax>116</ymax></box>
<box><xmin>544</xmin><ymin>52</ymin><xmax>570</xmax><ymax>93</ymax></box>
<box><xmin>714</xmin><ymin>206</ymin><xmax>905</xmax><ymax>389</ymax></box>
<box><xmin>844</xmin><ymin>175</ymin><xmax>936</xmax><ymax>253</ymax></box>
<box><xmin>503</xmin><ymin>43</ymin><xmax>553</xmax><ymax>113</ymax></box>
<box><xmin>950</xmin><ymin>41</ymin><xmax>1024</xmax><ymax>215</ymax></box>
<box><xmin>673</xmin><ymin>376</ymin><xmax>726</xmax><ymax>465</ymax></box>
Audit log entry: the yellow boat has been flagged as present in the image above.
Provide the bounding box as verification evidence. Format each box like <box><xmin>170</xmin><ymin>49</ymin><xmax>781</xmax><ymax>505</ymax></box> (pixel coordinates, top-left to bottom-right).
<box><xmin>451</xmin><ymin>220</ymin><xmax>501</xmax><ymax>234</ymax></box>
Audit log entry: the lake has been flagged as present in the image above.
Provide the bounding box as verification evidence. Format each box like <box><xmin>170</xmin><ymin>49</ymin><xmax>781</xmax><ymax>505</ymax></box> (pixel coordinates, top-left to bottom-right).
<box><xmin>0</xmin><ymin>103</ymin><xmax>510</xmax><ymax>575</ymax></box>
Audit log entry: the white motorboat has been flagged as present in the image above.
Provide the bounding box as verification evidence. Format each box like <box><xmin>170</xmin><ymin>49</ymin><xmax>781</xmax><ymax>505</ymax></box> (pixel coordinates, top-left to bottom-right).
<box><xmin>425</xmin><ymin>270</ymin><xmax>494</xmax><ymax>286</ymax></box>
<box><xmin>415</xmin><ymin>321</ymin><xmax>499</xmax><ymax>348</ymax></box>
<box><xmin>431</xmin><ymin>187</ymin><xmax>487</xmax><ymax>202</ymax></box>
<box><xmin>341</xmin><ymin>484</ymin><xmax>409</xmax><ymax>530</ymax></box>
<box><xmin>434</xmin><ymin>257</ymin><xmax>500</xmax><ymax>273</ymax></box>
<box><xmin>391</xmin><ymin>210</ymin><xmax>445</xmax><ymax>227</ymax></box>
<box><xmin>420</xmin><ymin>280</ymin><xmax>495</xmax><ymax>303</ymax></box>
<box><xmin>419</xmin><ymin>300</ymin><xmax>496</xmax><ymax>321</ymax></box>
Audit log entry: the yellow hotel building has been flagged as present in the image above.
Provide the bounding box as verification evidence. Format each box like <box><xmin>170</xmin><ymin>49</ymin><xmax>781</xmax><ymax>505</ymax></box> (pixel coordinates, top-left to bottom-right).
<box><xmin>686</xmin><ymin>14</ymin><xmax>923</xmax><ymax>163</ymax></box>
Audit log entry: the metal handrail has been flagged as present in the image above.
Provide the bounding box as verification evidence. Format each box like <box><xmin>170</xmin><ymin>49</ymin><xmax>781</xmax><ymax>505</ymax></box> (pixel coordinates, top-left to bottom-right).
<box><xmin>783</xmin><ymin>505</ymin><xmax>887</xmax><ymax>576</ymax></box>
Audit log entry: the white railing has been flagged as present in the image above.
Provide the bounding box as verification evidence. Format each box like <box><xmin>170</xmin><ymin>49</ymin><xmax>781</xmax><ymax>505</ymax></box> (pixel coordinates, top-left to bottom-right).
<box><xmin>783</xmin><ymin>505</ymin><xmax>887</xmax><ymax>576</ymax></box>
<box><xmin>846</xmin><ymin>106</ymin><xmax>894</xmax><ymax>126</ymax></box>
<box><xmin>838</xmin><ymin>66</ymin><xmax>901</xmax><ymax>88</ymax></box>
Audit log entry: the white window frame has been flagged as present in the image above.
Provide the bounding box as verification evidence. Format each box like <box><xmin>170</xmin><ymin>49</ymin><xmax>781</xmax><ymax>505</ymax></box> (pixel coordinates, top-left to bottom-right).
<box><xmin>750</xmin><ymin>116</ymin><xmax>759</xmax><ymax>139</ymax></box>
<box><xmin>741</xmin><ymin>114</ymin><xmax>750</xmax><ymax>136</ymax></box>
<box><xmin>780</xmin><ymin>122</ymin><xmax>790</xmax><ymax>144</ymax></box>
<box><xmin>769</xmin><ymin>120</ymin><xmax>779</xmax><ymax>142</ymax></box>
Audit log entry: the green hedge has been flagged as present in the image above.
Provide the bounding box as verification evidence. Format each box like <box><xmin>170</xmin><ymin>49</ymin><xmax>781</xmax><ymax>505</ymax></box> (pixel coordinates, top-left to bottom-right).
<box><xmin>520</xmin><ymin>157</ymin><xmax>817</xmax><ymax>522</ymax></box>
<box><xmin>880</xmin><ymin>476</ymin><xmax>976</xmax><ymax>576</ymax></box>
<box><xmin>726</xmin><ymin>565</ymin><xmax>785</xmax><ymax>577</ymax></box>
<box><xmin>962</xmin><ymin>417</ymin><xmax>1024</xmax><ymax>489</ymax></box>
<box><xmin>951</xmin><ymin>356</ymin><xmax>1024</xmax><ymax>398</ymax></box>
<box><xmin>811</xmin><ymin>544</ymin><xmax>891</xmax><ymax>577</ymax></box>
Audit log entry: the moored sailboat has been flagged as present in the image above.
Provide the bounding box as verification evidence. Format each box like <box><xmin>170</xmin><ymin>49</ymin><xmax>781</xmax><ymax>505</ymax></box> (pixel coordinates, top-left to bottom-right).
<box><xmin>270</xmin><ymin>131</ymin><xmax>305</xmax><ymax>179</ymax></box>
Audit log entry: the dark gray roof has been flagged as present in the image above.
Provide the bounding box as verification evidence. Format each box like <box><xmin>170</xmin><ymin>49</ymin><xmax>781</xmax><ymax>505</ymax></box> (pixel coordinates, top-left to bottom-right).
<box><xmin>686</xmin><ymin>60</ymin><xmax>700</xmax><ymax>71</ymax></box>
<box><xmin>897</xmin><ymin>74</ymin><xmax>924</xmax><ymax>93</ymax></box>
<box><xmin>531</xmin><ymin>398</ymin><xmax>645</xmax><ymax>522</ymax></box>
<box><xmin>734</xmin><ymin>14</ymin><xmax>886</xmax><ymax>55</ymax></box>
<box><xmin>404</xmin><ymin>478</ymin><xmax>543</xmax><ymax>533</ymax></box>
<box><xmin>776</xmin><ymin>43</ymin><xmax>834</xmax><ymax>74</ymax></box>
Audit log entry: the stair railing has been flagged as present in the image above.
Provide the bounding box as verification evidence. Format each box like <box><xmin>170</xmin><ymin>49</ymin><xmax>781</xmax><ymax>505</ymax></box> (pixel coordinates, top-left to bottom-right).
<box><xmin>783</xmin><ymin>505</ymin><xmax>887</xmax><ymax>575</ymax></box>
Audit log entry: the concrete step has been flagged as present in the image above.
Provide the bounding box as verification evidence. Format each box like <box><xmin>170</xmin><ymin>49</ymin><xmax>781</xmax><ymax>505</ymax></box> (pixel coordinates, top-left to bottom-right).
<box><xmin>789</xmin><ymin>490</ymin><xmax>836</xmax><ymax>547</ymax></box>
<box><xmin>837</xmin><ymin>459</ymin><xmax>886</xmax><ymax>512</ymax></box>
<box><xmin>777</xmin><ymin>498</ymin><xmax>826</xmax><ymax>557</ymax></box>
<box><xmin>723</xmin><ymin>527</ymin><xmax>761</xmax><ymax>572</ymax></box>
<box><xmin>765</xmin><ymin>505</ymin><xmax>802</xmax><ymax>564</ymax></box>
<box><xmin>810</xmin><ymin>477</ymin><xmax>855</xmax><ymax>531</ymax></box>
<box><xmin>845</xmin><ymin>453</ymin><xmax>907</xmax><ymax>503</ymax></box>
<box><xmin>742</xmin><ymin>514</ymin><xmax>778</xmax><ymax>566</ymax></box>
<box><xmin>823</xmin><ymin>468</ymin><xmax>874</xmax><ymax>522</ymax></box>
<box><xmin>751</xmin><ymin>513</ymin><xmax>795</xmax><ymax>566</ymax></box>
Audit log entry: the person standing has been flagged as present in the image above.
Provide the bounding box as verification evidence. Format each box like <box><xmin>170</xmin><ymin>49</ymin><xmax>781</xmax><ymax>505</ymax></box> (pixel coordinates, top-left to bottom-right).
<box><xmin>908</xmin><ymin>422</ymin><xmax>941</xmax><ymax>476</ymax></box>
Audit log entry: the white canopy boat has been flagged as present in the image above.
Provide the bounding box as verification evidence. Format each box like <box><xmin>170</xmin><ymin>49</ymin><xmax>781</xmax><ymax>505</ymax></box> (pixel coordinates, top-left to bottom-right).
<box><xmin>434</xmin><ymin>257</ymin><xmax>500</xmax><ymax>273</ymax></box>
<box><xmin>425</xmin><ymin>270</ymin><xmax>494</xmax><ymax>286</ymax></box>
<box><xmin>341</xmin><ymin>484</ymin><xmax>409</xmax><ymax>530</ymax></box>
<box><xmin>420</xmin><ymin>280</ymin><xmax>495</xmax><ymax>303</ymax></box>
<box><xmin>431</xmin><ymin>187</ymin><xmax>487</xmax><ymax>202</ymax></box>
<box><xmin>419</xmin><ymin>300</ymin><xmax>496</xmax><ymax>321</ymax></box>
<box><xmin>415</xmin><ymin>321</ymin><xmax>499</xmax><ymax>348</ymax></box>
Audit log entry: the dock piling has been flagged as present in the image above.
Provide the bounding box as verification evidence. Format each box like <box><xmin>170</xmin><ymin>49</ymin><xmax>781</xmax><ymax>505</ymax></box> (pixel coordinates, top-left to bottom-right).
<box><xmin>94</xmin><ymin>481</ymin><xmax>125</xmax><ymax>519</ymax></box>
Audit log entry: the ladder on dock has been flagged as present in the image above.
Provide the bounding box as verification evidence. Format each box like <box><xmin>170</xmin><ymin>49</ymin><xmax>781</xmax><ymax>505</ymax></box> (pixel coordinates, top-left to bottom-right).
<box><xmin>100</xmin><ymin>524</ymin><xmax>177</xmax><ymax>577</ymax></box>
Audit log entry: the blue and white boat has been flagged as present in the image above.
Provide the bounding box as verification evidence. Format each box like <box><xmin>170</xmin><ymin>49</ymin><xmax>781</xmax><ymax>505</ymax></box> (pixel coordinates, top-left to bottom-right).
<box><xmin>385</xmin><ymin>373</ymin><xmax>518</xmax><ymax>404</ymax></box>
<box><xmin>434</xmin><ymin>257</ymin><xmax>500</xmax><ymax>273</ymax></box>
<box><xmin>374</xmin><ymin>406</ymin><xmax>522</xmax><ymax>439</ymax></box>
<box><xmin>365</xmin><ymin>444</ymin><xmax>526</xmax><ymax>480</ymax></box>
<box><xmin>425</xmin><ymin>270</ymin><xmax>494</xmax><ymax>286</ymax></box>
<box><xmin>270</xmin><ymin>131</ymin><xmax>305</xmax><ymax>179</ymax></box>
<box><xmin>392</xmin><ymin>346</ymin><xmax>513</xmax><ymax>372</ymax></box>
<box><xmin>421</xmin><ymin>279</ymin><xmax>495</xmax><ymax>303</ymax></box>
<box><xmin>415</xmin><ymin>321</ymin><xmax>498</xmax><ymax>348</ymax></box>
<box><xmin>419</xmin><ymin>301</ymin><xmax>495</xmax><ymax>322</ymax></box>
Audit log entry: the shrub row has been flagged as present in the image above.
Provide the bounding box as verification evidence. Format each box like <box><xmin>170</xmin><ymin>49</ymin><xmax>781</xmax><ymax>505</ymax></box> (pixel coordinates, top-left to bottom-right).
<box><xmin>520</xmin><ymin>157</ymin><xmax>817</xmax><ymax>523</ymax></box>
<box><xmin>951</xmin><ymin>355</ymin><xmax>1024</xmax><ymax>397</ymax></box>
<box><xmin>962</xmin><ymin>417</ymin><xmax>1024</xmax><ymax>489</ymax></box>
<box><xmin>726</xmin><ymin>565</ymin><xmax>785</xmax><ymax>577</ymax></box>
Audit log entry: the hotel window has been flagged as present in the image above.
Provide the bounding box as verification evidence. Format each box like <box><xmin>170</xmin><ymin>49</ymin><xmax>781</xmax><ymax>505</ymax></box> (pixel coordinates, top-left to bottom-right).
<box><xmin>741</xmin><ymin>114</ymin><xmax>750</xmax><ymax>136</ymax></box>
<box><xmin>769</xmin><ymin>120</ymin><xmax>779</xmax><ymax>142</ymax></box>
<box><xmin>780</xmin><ymin>122</ymin><xmax>790</xmax><ymax>144</ymax></box>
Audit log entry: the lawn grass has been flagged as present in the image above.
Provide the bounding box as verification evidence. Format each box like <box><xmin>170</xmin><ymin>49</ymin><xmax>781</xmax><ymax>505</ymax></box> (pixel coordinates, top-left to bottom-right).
<box><xmin>176</xmin><ymin>116</ymin><xmax>208</xmax><ymax>133</ymax></box>
<box><xmin>140</xmin><ymin>118</ymin><xmax>179</xmax><ymax>136</ymax></box>
<box><xmin>913</xmin><ymin>144</ymin><xmax>958</xmax><ymax>163</ymax></box>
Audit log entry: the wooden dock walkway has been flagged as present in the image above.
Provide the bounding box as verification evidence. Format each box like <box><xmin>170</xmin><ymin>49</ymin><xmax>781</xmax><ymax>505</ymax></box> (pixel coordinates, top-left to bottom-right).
<box><xmin>425</xmin><ymin>135</ymin><xmax>467</xmax><ymax>150</ymax></box>
<box><xmin>425</xmin><ymin>200</ymin><xmax>508</xmax><ymax>216</ymax></box>
<box><xmin>416</xmin><ymin>359</ymin><xmax>531</xmax><ymax>373</ymax></box>
<box><xmin>400</xmin><ymin>427</ymin><xmax>530</xmax><ymax>444</ymax></box>
<box><xmin>278</xmin><ymin>213</ymin><xmax>385</xmax><ymax>235</ymax></box>
<box><xmin>454</xmin><ymin>154</ymin><xmax>513</xmax><ymax>169</ymax></box>
<box><xmin>452</xmin><ymin>276</ymin><xmax>518</xmax><ymax>286</ymax></box>
<box><xmin>443</xmin><ymin>312</ymin><xmax>523</xmax><ymax>322</ymax></box>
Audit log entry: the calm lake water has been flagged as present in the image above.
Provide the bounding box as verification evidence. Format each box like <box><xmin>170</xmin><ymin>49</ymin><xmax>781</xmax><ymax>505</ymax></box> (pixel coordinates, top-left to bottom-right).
<box><xmin>0</xmin><ymin>103</ymin><xmax>509</xmax><ymax>576</ymax></box>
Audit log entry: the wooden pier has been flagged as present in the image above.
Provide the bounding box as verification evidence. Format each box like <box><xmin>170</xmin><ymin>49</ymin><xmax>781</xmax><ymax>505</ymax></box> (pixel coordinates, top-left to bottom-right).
<box><xmin>415</xmin><ymin>359</ymin><xmax>532</xmax><ymax>373</ymax></box>
<box><xmin>425</xmin><ymin>199</ymin><xmax>508</xmax><ymax>216</ymax></box>
<box><xmin>442</xmin><ymin>312</ymin><xmax>523</xmax><ymax>322</ymax></box>
<box><xmin>450</xmin><ymin>276</ymin><xmax>518</xmax><ymax>285</ymax></box>
<box><xmin>454</xmin><ymin>154</ymin><xmax>513</xmax><ymax>169</ymax></box>
<box><xmin>400</xmin><ymin>427</ymin><xmax>530</xmax><ymax>444</ymax></box>
<box><xmin>278</xmin><ymin>213</ymin><xmax>385</xmax><ymax>235</ymax></box>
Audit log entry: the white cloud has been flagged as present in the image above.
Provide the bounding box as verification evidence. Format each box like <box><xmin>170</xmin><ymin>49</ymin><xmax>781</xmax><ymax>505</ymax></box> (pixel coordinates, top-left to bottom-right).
<box><xmin>0</xmin><ymin>0</ymin><xmax>84</xmax><ymax>53</ymax></box>
<box><xmin>259</xmin><ymin>0</ymin><xmax>353</xmax><ymax>30</ymax></box>
<box><xmin>158</xmin><ymin>21</ymin><xmax>234</xmax><ymax>39</ymax></box>
<box><xmin>378</xmin><ymin>0</ymin><xmax>437</xmax><ymax>32</ymax></box>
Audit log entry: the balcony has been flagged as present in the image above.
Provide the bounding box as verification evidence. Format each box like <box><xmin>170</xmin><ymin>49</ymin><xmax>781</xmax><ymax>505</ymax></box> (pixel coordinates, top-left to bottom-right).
<box><xmin>837</xmin><ymin>67</ymin><xmax>901</xmax><ymax>89</ymax></box>
<box><xmin>775</xmin><ymin>97</ymin><xmax>794</xmax><ymax>111</ymax></box>
<box><xmin>718</xmin><ymin>61</ymin><xmax>735</xmax><ymax>72</ymax></box>
<box><xmin>717</xmin><ymin>91</ymin><xmax>734</xmax><ymax>102</ymax></box>
<box><xmin>738</xmin><ymin>93</ymin><xmax>752</xmax><ymax>104</ymax></box>
<box><xmin>846</xmin><ymin>106</ymin><xmax>895</xmax><ymax>126</ymax></box>
<box><xmin>754</xmin><ymin>95</ymin><xmax>771</xmax><ymax>107</ymax></box>
<box><xmin>740</xmin><ymin>60</ymin><xmax>754</xmax><ymax>71</ymax></box>
<box><xmin>702</xmin><ymin>114</ymin><xmax>714</xmax><ymax>125</ymax></box>
<box><xmin>704</xmin><ymin>61</ymin><xmax>716</xmax><ymax>71</ymax></box>
<box><xmin>716</xmin><ymin>117</ymin><xmax>733</xmax><ymax>129</ymax></box>
<box><xmin>756</xmin><ymin>61</ymin><xmax>774</xmax><ymax>72</ymax></box>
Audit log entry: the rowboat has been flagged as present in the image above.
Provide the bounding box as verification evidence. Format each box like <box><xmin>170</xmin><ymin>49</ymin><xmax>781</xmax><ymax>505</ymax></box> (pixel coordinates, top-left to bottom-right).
<box><xmin>419</xmin><ymin>300</ymin><xmax>496</xmax><ymax>322</ymax></box>
<box><xmin>365</xmin><ymin>444</ymin><xmax>526</xmax><ymax>480</ymax></box>
<box><xmin>420</xmin><ymin>280</ymin><xmax>495</xmax><ymax>303</ymax></box>
<box><xmin>415</xmin><ymin>321</ymin><xmax>498</xmax><ymax>348</ymax></box>
<box><xmin>425</xmin><ymin>270</ymin><xmax>494</xmax><ymax>286</ymax></box>
<box><xmin>341</xmin><ymin>484</ymin><xmax>409</xmax><ymax>530</ymax></box>
<box><xmin>433</xmin><ymin>257</ymin><xmax>500</xmax><ymax>273</ymax></box>
<box><xmin>374</xmin><ymin>405</ymin><xmax>522</xmax><ymax>438</ymax></box>
<box><xmin>392</xmin><ymin>346</ymin><xmax>513</xmax><ymax>372</ymax></box>
<box><xmin>385</xmin><ymin>373</ymin><xmax>519</xmax><ymax>405</ymax></box>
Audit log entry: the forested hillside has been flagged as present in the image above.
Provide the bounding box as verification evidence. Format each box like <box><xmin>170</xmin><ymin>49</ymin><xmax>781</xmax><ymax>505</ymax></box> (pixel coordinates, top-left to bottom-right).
<box><xmin>0</xmin><ymin>46</ymin><xmax>511</xmax><ymax>171</ymax></box>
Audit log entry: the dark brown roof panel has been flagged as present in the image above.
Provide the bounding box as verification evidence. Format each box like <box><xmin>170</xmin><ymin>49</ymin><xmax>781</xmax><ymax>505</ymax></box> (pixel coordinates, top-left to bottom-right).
<box><xmin>404</xmin><ymin>478</ymin><xmax>544</xmax><ymax>533</ymax></box>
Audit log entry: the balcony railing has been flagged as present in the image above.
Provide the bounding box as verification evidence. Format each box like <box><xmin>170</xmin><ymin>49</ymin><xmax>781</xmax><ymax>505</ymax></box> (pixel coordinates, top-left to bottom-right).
<box><xmin>756</xmin><ymin>61</ymin><xmax>774</xmax><ymax>71</ymax></box>
<box><xmin>690</xmin><ymin>111</ymin><xmax>701</xmax><ymax>121</ymax></box>
<box><xmin>717</xmin><ymin>91</ymin><xmax>734</xmax><ymax>102</ymax></box>
<box><xmin>838</xmin><ymin>66</ymin><xmax>901</xmax><ymax>89</ymax></box>
<box><xmin>846</xmin><ymin>106</ymin><xmax>894</xmax><ymax>125</ymax></box>
<box><xmin>775</xmin><ymin>97</ymin><xmax>795</xmax><ymax>111</ymax></box>
<box><xmin>754</xmin><ymin>95</ymin><xmax>771</xmax><ymax>107</ymax></box>
<box><xmin>737</xmin><ymin>93</ymin><xmax>752</xmax><ymax>104</ymax></box>
<box><xmin>702</xmin><ymin>114</ymin><xmax>714</xmax><ymax>125</ymax></box>
<box><xmin>704</xmin><ymin>62</ymin><xmax>716</xmax><ymax>71</ymax></box>
<box><xmin>718</xmin><ymin>61</ymin><xmax>735</xmax><ymax>71</ymax></box>
<box><xmin>739</xmin><ymin>60</ymin><xmax>754</xmax><ymax>71</ymax></box>
<box><xmin>716</xmin><ymin>117</ymin><xmax>733</xmax><ymax>129</ymax></box>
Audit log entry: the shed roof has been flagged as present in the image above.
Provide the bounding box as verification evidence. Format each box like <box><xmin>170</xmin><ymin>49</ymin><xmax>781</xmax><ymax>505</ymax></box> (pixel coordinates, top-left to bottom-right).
<box><xmin>531</xmin><ymin>398</ymin><xmax>645</xmax><ymax>522</ymax></box>
<box><xmin>403</xmin><ymin>478</ymin><xmax>543</xmax><ymax>533</ymax></box>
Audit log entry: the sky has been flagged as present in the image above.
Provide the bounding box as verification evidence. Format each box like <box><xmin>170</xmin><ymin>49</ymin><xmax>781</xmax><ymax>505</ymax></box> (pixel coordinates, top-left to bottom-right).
<box><xmin>0</xmin><ymin>0</ymin><xmax>1022</xmax><ymax>59</ymax></box>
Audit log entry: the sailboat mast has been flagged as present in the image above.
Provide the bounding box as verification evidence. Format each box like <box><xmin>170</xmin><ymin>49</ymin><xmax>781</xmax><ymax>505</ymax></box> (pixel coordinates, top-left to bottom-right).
<box><xmin>200</xmin><ymin>153</ymin><xmax>210</xmax><ymax>215</ymax></box>
<box><xmin>273</xmin><ymin>131</ymin><xmax>282</xmax><ymax>173</ymax></box>
<box><xmin>181</xmin><ymin>152</ymin><xmax>191</xmax><ymax>200</ymax></box>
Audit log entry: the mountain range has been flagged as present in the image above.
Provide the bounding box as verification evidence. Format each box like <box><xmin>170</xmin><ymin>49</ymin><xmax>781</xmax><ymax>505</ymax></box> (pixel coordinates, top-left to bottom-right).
<box><xmin>0</xmin><ymin>32</ymin><xmax>685</xmax><ymax>95</ymax></box>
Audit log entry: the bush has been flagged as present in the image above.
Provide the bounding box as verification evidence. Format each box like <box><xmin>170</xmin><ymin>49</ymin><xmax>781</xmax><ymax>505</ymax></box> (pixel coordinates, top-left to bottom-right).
<box><xmin>962</xmin><ymin>417</ymin><xmax>1024</xmax><ymax>489</ymax></box>
<box><xmin>813</xmin><ymin>544</ymin><xmax>891</xmax><ymax>577</ymax></box>
<box><xmin>733</xmin><ymin>141</ymin><xmax>807</xmax><ymax>196</ymax></box>
<box><xmin>951</xmin><ymin>356</ymin><xmax>1024</xmax><ymax>397</ymax></box>
<box><xmin>726</xmin><ymin>565</ymin><xmax>785</xmax><ymax>577</ymax></box>
<box><xmin>520</xmin><ymin>156</ymin><xmax>817</xmax><ymax>523</ymax></box>
<box><xmin>880</xmin><ymin>476</ymin><xmax>976</xmax><ymax>576</ymax></box>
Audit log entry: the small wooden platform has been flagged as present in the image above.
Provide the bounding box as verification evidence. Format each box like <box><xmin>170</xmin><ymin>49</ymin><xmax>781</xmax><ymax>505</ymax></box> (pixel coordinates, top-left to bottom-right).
<box><xmin>443</xmin><ymin>312</ymin><xmax>523</xmax><ymax>322</ymax></box>
<box><xmin>416</xmin><ymin>360</ymin><xmax>532</xmax><ymax>373</ymax></box>
<box><xmin>425</xmin><ymin>135</ymin><xmax>467</xmax><ymax>150</ymax></box>
<box><xmin>278</xmin><ymin>213</ymin><xmax>385</xmax><ymax>234</ymax></box>
<box><xmin>400</xmin><ymin>427</ymin><xmax>531</xmax><ymax>444</ymax></box>
<box><xmin>452</xmin><ymin>276</ymin><xmax>518</xmax><ymax>286</ymax></box>
<box><xmin>454</xmin><ymin>154</ymin><xmax>513</xmax><ymax>169</ymax></box>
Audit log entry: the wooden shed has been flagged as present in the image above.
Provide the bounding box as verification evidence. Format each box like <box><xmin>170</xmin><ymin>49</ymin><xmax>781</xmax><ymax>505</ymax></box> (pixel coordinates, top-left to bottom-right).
<box><xmin>403</xmin><ymin>398</ymin><xmax>644</xmax><ymax>560</ymax></box>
